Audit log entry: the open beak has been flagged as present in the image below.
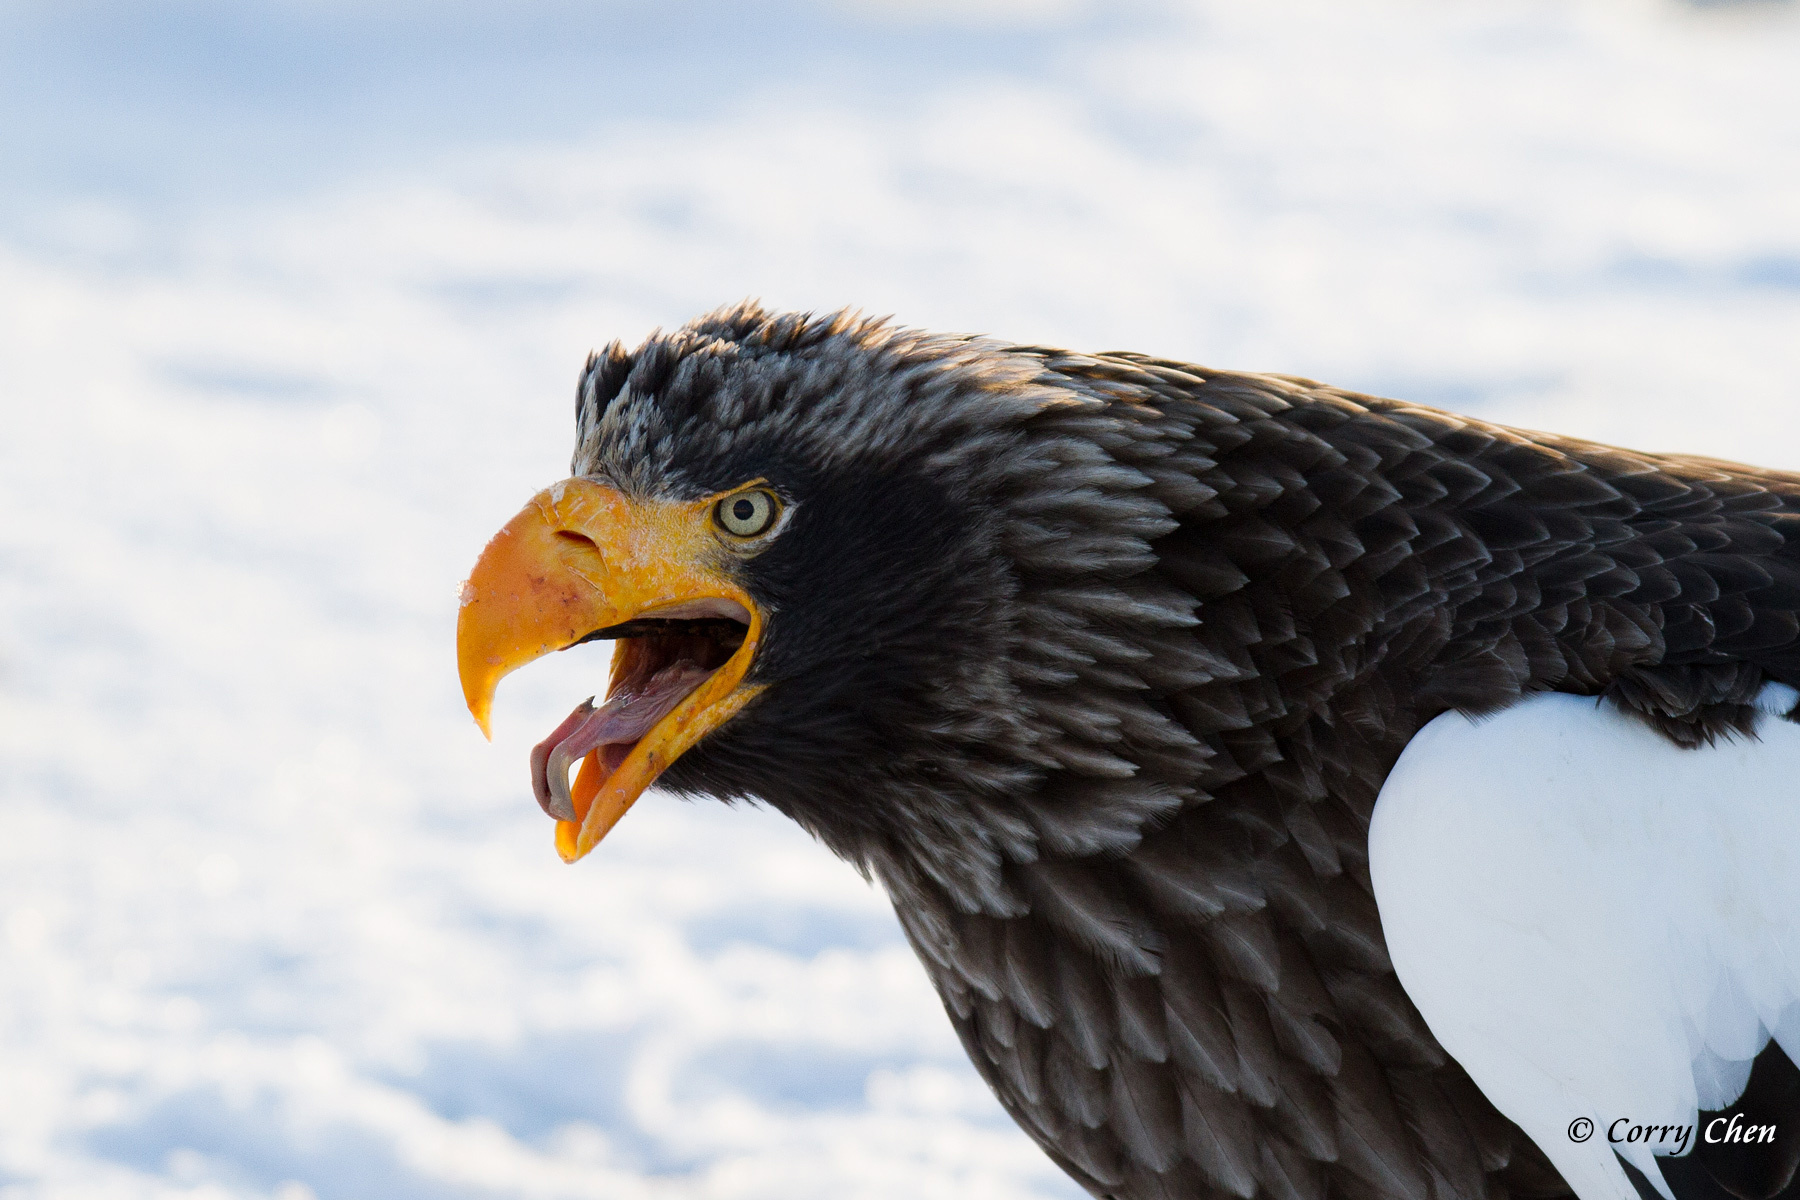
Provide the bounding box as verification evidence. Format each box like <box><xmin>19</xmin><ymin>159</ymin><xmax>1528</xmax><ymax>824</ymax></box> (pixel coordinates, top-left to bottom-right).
<box><xmin>457</xmin><ymin>478</ymin><xmax>764</xmax><ymax>862</ymax></box>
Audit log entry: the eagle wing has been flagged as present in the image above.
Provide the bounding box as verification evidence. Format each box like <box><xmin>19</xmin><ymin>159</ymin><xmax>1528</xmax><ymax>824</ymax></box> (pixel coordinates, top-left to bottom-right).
<box><xmin>1373</xmin><ymin>689</ymin><xmax>1800</xmax><ymax>1200</ymax></box>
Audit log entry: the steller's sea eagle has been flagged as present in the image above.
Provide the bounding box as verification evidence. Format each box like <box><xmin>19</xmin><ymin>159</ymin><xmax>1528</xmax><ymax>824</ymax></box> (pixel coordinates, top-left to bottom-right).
<box><xmin>456</xmin><ymin>303</ymin><xmax>1800</xmax><ymax>1200</ymax></box>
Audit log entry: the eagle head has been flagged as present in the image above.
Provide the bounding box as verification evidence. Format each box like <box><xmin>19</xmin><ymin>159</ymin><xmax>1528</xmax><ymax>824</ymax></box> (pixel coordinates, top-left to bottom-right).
<box><xmin>457</xmin><ymin>302</ymin><xmax>1205</xmax><ymax>913</ymax></box>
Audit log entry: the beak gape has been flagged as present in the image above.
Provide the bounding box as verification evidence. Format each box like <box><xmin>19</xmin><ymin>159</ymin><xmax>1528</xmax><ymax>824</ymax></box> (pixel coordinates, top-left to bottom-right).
<box><xmin>456</xmin><ymin>478</ymin><xmax>763</xmax><ymax>861</ymax></box>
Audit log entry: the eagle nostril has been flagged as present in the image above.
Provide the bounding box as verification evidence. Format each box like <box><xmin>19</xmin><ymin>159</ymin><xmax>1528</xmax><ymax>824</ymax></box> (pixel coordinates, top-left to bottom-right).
<box><xmin>555</xmin><ymin>530</ymin><xmax>600</xmax><ymax>553</ymax></box>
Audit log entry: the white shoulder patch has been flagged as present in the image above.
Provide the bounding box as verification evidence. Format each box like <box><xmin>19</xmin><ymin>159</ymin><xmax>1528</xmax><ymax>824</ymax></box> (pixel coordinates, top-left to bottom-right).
<box><xmin>1370</xmin><ymin>690</ymin><xmax>1800</xmax><ymax>1200</ymax></box>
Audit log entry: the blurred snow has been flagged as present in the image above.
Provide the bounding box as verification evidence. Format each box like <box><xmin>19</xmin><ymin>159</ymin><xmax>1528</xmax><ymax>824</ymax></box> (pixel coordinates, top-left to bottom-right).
<box><xmin>2</xmin><ymin>0</ymin><xmax>1799</xmax><ymax>1195</ymax></box>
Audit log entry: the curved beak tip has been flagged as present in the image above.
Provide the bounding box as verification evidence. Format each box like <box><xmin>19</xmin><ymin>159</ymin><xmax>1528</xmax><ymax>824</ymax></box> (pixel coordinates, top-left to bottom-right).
<box><xmin>461</xmin><ymin>665</ymin><xmax>499</xmax><ymax>741</ymax></box>
<box><xmin>457</xmin><ymin>652</ymin><xmax>499</xmax><ymax>741</ymax></box>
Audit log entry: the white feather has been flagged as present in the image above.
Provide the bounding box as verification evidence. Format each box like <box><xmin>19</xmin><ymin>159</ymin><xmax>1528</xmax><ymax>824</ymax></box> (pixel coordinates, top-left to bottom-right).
<box><xmin>1369</xmin><ymin>689</ymin><xmax>1800</xmax><ymax>1200</ymax></box>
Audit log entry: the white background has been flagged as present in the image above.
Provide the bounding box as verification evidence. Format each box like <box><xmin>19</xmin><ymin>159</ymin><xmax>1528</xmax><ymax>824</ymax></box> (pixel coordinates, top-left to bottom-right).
<box><xmin>2</xmin><ymin>0</ymin><xmax>1798</xmax><ymax>1195</ymax></box>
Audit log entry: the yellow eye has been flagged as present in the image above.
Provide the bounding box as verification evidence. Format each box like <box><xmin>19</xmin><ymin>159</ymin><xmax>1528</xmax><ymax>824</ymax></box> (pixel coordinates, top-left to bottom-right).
<box><xmin>714</xmin><ymin>490</ymin><xmax>778</xmax><ymax>538</ymax></box>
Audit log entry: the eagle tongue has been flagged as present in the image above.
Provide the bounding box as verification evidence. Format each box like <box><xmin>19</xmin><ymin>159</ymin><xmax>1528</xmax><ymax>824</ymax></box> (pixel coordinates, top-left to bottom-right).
<box><xmin>529</xmin><ymin>662</ymin><xmax>715</xmax><ymax>821</ymax></box>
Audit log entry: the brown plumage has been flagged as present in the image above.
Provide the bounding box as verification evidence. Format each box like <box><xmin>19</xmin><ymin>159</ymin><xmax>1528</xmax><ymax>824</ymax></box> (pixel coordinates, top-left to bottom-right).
<box><xmin>468</xmin><ymin>304</ymin><xmax>1800</xmax><ymax>1200</ymax></box>
<box><xmin>875</xmin><ymin>349</ymin><xmax>1800</xmax><ymax>1200</ymax></box>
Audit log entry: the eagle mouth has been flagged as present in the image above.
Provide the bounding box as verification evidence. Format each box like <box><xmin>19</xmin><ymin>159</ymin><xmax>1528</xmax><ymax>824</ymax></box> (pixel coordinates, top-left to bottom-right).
<box><xmin>456</xmin><ymin>478</ymin><xmax>772</xmax><ymax>864</ymax></box>
<box><xmin>530</xmin><ymin>617</ymin><xmax>749</xmax><ymax>824</ymax></box>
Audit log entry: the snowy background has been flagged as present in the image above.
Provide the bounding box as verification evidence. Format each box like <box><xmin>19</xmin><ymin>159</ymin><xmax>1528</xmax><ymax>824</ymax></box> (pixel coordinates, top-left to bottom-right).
<box><xmin>2</xmin><ymin>0</ymin><xmax>1798</xmax><ymax>1196</ymax></box>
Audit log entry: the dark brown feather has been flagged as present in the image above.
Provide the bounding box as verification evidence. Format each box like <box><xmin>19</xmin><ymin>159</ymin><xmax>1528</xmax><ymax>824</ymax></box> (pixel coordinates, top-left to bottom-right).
<box><xmin>580</xmin><ymin>310</ymin><xmax>1800</xmax><ymax>1200</ymax></box>
<box><xmin>895</xmin><ymin>357</ymin><xmax>1800</xmax><ymax>1198</ymax></box>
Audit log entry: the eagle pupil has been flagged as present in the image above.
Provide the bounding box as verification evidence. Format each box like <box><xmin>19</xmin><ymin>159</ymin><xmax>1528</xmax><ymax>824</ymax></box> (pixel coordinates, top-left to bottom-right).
<box><xmin>717</xmin><ymin>491</ymin><xmax>775</xmax><ymax>538</ymax></box>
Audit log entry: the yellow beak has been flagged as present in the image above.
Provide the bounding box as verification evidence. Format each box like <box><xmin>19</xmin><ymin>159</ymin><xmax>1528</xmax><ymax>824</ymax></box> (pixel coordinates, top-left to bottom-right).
<box><xmin>456</xmin><ymin>478</ymin><xmax>764</xmax><ymax>862</ymax></box>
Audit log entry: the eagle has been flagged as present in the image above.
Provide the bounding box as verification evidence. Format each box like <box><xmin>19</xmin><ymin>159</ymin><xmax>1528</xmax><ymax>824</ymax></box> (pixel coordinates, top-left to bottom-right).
<box><xmin>456</xmin><ymin>303</ymin><xmax>1800</xmax><ymax>1200</ymax></box>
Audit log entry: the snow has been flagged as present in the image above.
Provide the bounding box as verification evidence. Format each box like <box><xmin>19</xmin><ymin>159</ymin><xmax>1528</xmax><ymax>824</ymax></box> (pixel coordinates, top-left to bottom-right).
<box><xmin>1</xmin><ymin>0</ymin><xmax>1798</xmax><ymax>1195</ymax></box>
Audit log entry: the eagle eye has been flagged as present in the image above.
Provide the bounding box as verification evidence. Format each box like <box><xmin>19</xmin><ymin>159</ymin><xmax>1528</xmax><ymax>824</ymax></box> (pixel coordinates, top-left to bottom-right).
<box><xmin>714</xmin><ymin>489</ymin><xmax>779</xmax><ymax>538</ymax></box>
